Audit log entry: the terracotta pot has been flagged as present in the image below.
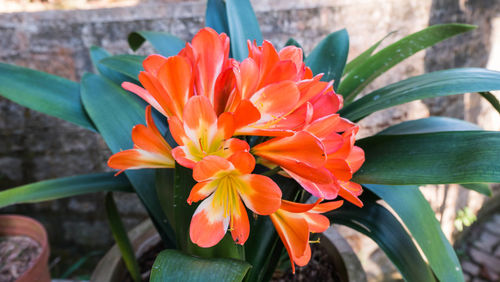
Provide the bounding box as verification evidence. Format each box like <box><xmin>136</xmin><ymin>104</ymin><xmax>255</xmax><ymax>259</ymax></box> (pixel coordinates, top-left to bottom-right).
<box><xmin>0</xmin><ymin>215</ymin><xmax>51</xmax><ymax>282</ymax></box>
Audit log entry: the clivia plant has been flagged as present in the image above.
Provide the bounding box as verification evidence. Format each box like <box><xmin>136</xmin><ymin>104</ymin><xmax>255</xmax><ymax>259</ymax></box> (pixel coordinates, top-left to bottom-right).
<box><xmin>1</xmin><ymin>0</ymin><xmax>500</xmax><ymax>281</ymax></box>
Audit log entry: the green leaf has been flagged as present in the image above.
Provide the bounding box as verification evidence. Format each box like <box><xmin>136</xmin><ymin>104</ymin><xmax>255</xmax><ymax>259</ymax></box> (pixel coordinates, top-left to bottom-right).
<box><xmin>338</xmin><ymin>24</ymin><xmax>476</xmax><ymax>101</ymax></box>
<box><xmin>340</xmin><ymin>68</ymin><xmax>500</xmax><ymax>122</ymax></box>
<box><xmin>377</xmin><ymin>117</ymin><xmax>481</xmax><ymax>135</ymax></box>
<box><xmin>150</xmin><ymin>249</ymin><xmax>251</xmax><ymax>282</ymax></box>
<box><xmin>89</xmin><ymin>46</ymin><xmax>133</xmax><ymax>85</ymax></box>
<box><xmin>0</xmin><ymin>63</ymin><xmax>96</xmax><ymax>131</ymax></box>
<box><xmin>343</xmin><ymin>31</ymin><xmax>395</xmax><ymax>75</ymax></box>
<box><xmin>128</xmin><ymin>31</ymin><xmax>185</xmax><ymax>56</ymax></box>
<box><xmin>225</xmin><ymin>0</ymin><xmax>262</xmax><ymax>61</ymax></box>
<box><xmin>366</xmin><ymin>185</ymin><xmax>463</xmax><ymax>282</ymax></box>
<box><xmin>0</xmin><ymin>172</ymin><xmax>132</xmax><ymax>209</ymax></box>
<box><xmin>80</xmin><ymin>73</ymin><xmax>175</xmax><ymax>247</ymax></box>
<box><xmin>479</xmin><ymin>91</ymin><xmax>500</xmax><ymax>114</ymax></box>
<box><xmin>461</xmin><ymin>183</ymin><xmax>492</xmax><ymax>196</ymax></box>
<box><xmin>206</xmin><ymin>0</ymin><xmax>230</xmax><ymax>35</ymax></box>
<box><xmin>354</xmin><ymin>131</ymin><xmax>500</xmax><ymax>185</ymax></box>
<box><xmin>305</xmin><ymin>29</ymin><xmax>349</xmax><ymax>90</ymax></box>
<box><xmin>327</xmin><ymin>199</ymin><xmax>435</xmax><ymax>281</ymax></box>
<box><xmin>105</xmin><ymin>192</ymin><xmax>141</xmax><ymax>282</ymax></box>
<box><xmin>100</xmin><ymin>55</ymin><xmax>145</xmax><ymax>81</ymax></box>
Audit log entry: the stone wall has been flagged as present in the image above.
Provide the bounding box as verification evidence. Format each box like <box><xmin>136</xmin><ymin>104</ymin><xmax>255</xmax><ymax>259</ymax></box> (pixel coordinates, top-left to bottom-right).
<box><xmin>0</xmin><ymin>0</ymin><xmax>499</xmax><ymax>279</ymax></box>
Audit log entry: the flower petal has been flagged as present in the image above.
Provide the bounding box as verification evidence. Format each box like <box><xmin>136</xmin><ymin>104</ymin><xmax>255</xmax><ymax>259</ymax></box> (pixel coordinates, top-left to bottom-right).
<box><xmin>122</xmin><ymin>82</ymin><xmax>167</xmax><ymax>117</ymax></box>
<box><xmin>238</xmin><ymin>174</ymin><xmax>282</xmax><ymax>215</ymax></box>
<box><xmin>187</xmin><ymin>181</ymin><xmax>216</xmax><ymax>204</ymax></box>
<box><xmin>283</xmin><ymin>168</ymin><xmax>339</xmax><ymax>200</ymax></box>
<box><xmin>270</xmin><ymin>210</ymin><xmax>309</xmax><ymax>274</ymax></box>
<box><xmin>228</xmin><ymin>151</ymin><xmax>255</xmax><ymax>175</ymax></box>
<box><xmin>143</xmin><ymin>54</ymin><xmax>167</xmax><ymax>76</ymax></box>
<box><xmin>338</xmin><ymin>181</ymin><xmax>363</xmax><ymax>207</ymax></box>
<box><xmin>230</xmin><ymin>198</ymin><xmax>250</xmax><ymax>245</ymax></box>
<box><xmin>108</xmin><ymin>148</ymin><xmax>174</xmax><ymax>173</ymax></box>
<box><xmin>249</xmin><ymin>81</ymin><xmax>300</xmax><ymax>124</ymax></box>
<box><xmin>192</xmin><ymin>155</ymin><xmax>232</xmax><ymax>182</ymax></box>
<box><xmin>157</xmin><ymin>55</ymin><xmax>193</xmax><ymax>119</ymax></box>
<box><xmin>190</xmin><ymin>193</ymin><xmax>229</xmax><ymax>248</ymax></box>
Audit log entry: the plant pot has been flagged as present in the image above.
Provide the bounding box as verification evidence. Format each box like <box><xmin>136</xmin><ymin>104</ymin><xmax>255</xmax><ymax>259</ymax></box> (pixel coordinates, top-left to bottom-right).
<box><xmin>0</xmin><ymin>214</ymin><xmax>51</xmax><ymax>282</ymax></box>
<box><xmin>92</xmin><ymin>220</ymin><xmax>366</xmax><ymax>282</ymax></box>
<box><xmin>90</xmin><ymin>220</ymin><xmax>160</xmax><ymax>282</ymax></box>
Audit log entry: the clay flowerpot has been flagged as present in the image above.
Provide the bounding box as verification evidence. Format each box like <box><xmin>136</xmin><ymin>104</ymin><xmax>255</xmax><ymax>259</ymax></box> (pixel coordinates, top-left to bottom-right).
<box><xmin>0</xmin><ymin>215</ymin><xmax>51</xmax><ymax>282</ymax></box>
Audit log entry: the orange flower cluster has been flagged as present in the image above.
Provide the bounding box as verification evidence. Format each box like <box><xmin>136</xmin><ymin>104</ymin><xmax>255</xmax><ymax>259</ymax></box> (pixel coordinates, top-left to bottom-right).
<box><xmin>108</xmin><ymin>27</ymin><xmax>364</xmax><ymax>271</ymax></box>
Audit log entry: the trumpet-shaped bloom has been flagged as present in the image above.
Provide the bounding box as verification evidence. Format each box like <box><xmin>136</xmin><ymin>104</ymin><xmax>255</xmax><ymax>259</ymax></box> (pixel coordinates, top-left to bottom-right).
<box><xmin>270</xmin><ymin>199</ymin><xmax>343</xmax><ymax>273</ymax></box>
<box><xmin>108</xmin><ymin>106</ymin><xmax>174</xmax><ymax>174</ymax></box>
<box><xmin>188</xmin><ymin>152</ymin><xmax>282</xmax><ymax>247</ymax></box>
<box><xmin>168</xmin><ymin>95</ymin><xmax>249</xmax><ymax>169</ymax></box>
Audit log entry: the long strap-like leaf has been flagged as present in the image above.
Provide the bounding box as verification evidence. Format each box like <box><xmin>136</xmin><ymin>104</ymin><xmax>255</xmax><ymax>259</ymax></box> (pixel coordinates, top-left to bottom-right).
<box><xmin>366</xmin><ymin>185</ymin><xmax>463</xmax><ymax>282</ymax></box>
<box><xmin>340</xmin><ymin>68</ymin><xmax>500</xmax><ymax>122</ymax></box>
<box><xmin>354</xmin><ymin>131</ymin><xmax>500</xmax><ymax>185</ymax></box>
<box><xmin>338</xmin><ymin>24</ymin><xmax>475</xmax><ymax>102</ymax></box>
<box><xmin>327</xmin><ymin>200</ymin><xmax>435</xmax><ymax>282</ymax></box>
<box><xmin>0</xmin><ymin>63</ymin><xmax>96</xmax><ymax>131</ymax></box>
<box><xmin>0</xmin><ymin>172</ymin><xmax>132</xmax><ymax>209</ymax></box>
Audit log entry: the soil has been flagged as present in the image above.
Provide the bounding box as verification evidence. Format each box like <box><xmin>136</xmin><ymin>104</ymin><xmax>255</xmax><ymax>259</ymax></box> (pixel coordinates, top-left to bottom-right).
<box><xmin>271</xmin><ymin>244</ymin><xmax>340</xmax><ymax>282</ymax></box>
<box><xmin>125</xmin><ymin>242</ymin><xmax>339</xmax><ymax>282</ymax></box>
<box><xmin>0</xmin><ymin>235</ymin><xmax>42</xmax><ymax>282</ymax></box>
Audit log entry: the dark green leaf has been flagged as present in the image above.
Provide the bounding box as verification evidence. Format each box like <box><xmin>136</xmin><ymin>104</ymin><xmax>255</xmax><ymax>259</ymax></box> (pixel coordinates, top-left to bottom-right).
<box><xmin>0</xmin><ymin>172</ymin><xmax>132</xmax><ymax>209</ymax></box>
<box><xmin>354</xmin><ymin>131</ymin><xmax>500</xmax><ymax>185</ymax></box>
<box><xmin>100</xmin><ymin>55</ymin><xmax>145</xmax><ymax>81</ymax></box>
<box><xmin>80</xmin><ymin>73</ymin><xmax>175</xmax><ymax>246</ymax></box>
<box><xmin>461</xmin><ymin>183</ymin><xmax>492</xmax><ymax>196</ymax></box>
<box><xmin>0</xmin><ymin>63</ymin><xmax>96</xmax><ymax>131</ymax></box>
<box><xmin>479</xmin><ymin>91</ymin><xmax>500</xmax><ymax>114</ymax></box>
<box><xmin>305</xmin><ymin>29</ymin><xmax>349</xmax><ymax>90</ymax></box>
<box><xmin>338</xmin><ymin>24</ymin><xmax>476</xmax><ymax>101</ymax></box>
<box><xmin>150</xmin><ymin>249</ymin><xmax>251</xmax><ymax>282</ymax></box>
<box><xmin>128</xmin><ymin>31</ymin><xmax>185</xmax><ymax>56</ymax></box>
<box><xmin>89</xmin><ymin>46</ymin><xmax>132</xmax><ymax>85</ymax></box>
<box><xmin>377</xmin><ymin>117</ymin><xmax>481</xmax><ymax>135</ymax></box>
<box><xmin>327</xmin><ymin>199</ymin><xmax>435</xmax><ymax>281</ymax></box>
<box><xmin>226</xmin><ymin>0</ymin><xmax>262</xmax><ymax>61</ymax></box>
<box><xmin>206</xmin><ymin>0</ymin><xmax>230</xmax><ymax>35</ymax></box>
<box><xmin>340</xmin><ymin>68</ymin><xmax>500</xmax><ymax>122</ymax></box>
<box><xmin>343</xmin><ymin>31</ymin><xmax>395</xmax><ymax>75</ymax></box>
<box><xmin>105</xmin><ymin>192</ymin><xmax>141</xmax><ymax>282</ymax></box>
<box><xmin>366</xmin><ymin>185</ymin><xmax>463</xmax><ymax>282</ymax></box>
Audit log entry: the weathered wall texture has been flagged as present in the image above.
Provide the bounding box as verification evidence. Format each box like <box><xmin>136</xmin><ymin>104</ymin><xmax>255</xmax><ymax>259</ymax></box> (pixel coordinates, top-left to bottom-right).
<box><xmin>0</xmin><ymin>0</ymin><xmax>499</xmax><ymax>279</ymax></box>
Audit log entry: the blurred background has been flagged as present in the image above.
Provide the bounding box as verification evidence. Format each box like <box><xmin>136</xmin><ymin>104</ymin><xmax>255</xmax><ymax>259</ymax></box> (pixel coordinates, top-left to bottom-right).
<box><xmin>0</xmin><ymin>0</ymin><xmax>499</xmax><ymax>280</ymax></box>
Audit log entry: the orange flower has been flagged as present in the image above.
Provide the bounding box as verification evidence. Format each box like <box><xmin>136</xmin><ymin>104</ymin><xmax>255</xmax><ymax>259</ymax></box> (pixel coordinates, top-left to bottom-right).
<box><xmin>168</xmin><ymin>95</ymin><xmax>249</xmax><ymax>169</ymax></box>
<box><xmin>108</xmin><ymin>106</ymin><xmax>174</xmax><ymax>174</ymax></box>
<box><xmin>270</xmin><ymin>199</ymin><xmax>343</xmax><ymax>273</ymax></box>
<box><xmin>122</xmin><ymin>27</ymin><xmax>231</xmax><ymax>120</ymax></box>
<box><xmin>188</xmin><ymin>152</ymin><xmax>282</xmax><ymax>247</ymax></box>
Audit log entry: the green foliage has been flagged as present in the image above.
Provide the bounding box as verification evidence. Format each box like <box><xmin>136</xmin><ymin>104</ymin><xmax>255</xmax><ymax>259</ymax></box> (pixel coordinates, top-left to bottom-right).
<box><xmin>0</xmin><ymin>172</ymin><xmax>132</xmax><ymax>209</ymax></box>
<box><xmin>80</xmin><ymin>73</ymin><xmax>175</xmax><ymax>246</ymax></box>
<box><xmin>338</xmin><ymin>24</ymin><xmax>476</xmax><ymax>102</ymax></box>
<box><xmin>367</xmin><ymin>185</ymin><xmax>463</xmax><ymax>282</ymax></box>
<box><xmin>128</xmin><ymin>31</ymin><xmax>185</xmax><ymax>56</ymax></box>
<box><xmin>105</xmin><ymin>193</ymin><xmax>141</xmax><ymax>282</ymax></box>
<box><xmin>150</xmin><ymin>249</ymin><xmax>251</xmax><ymax>282</ymax></box>
<box><xmin>225</xmin><ymin>0</ymin><xmax>262</xmax><ymax>61</ymax></box>
<box><xmin>305</xmin><ymin>29</ymin><xmax>349</xmax><ymax>90</ymax></box>
<box><xmin>454</xmin><ymin>207</ymin><xmax>477</xmax><ymax>232</ymax></box>
<box><xmin>327</xmin><ymin>198</ymin><xmax>436</xmax><ymax>282</ymax></box>
<box><xmin>354</xmin><ymin>131</ymin><xmax>500</xmax><ymax>185</ymax></box>
<box><xmin>0</xmin><ymin>63</ymin><xmax>96</xmax><ymax>131</ymax></box>
<box><xmin>99</xmin><ymin>55</ymin><xmax>145</xmax><ymax>81</ymax></box>
<box><xmin>340</xmin><ymin>68</ymin><xmax>500</xmax><ymax>122</ymax></box>
<box><xmin>343</xmin><ymin>31</ymin><xmax>395</xmax><ymax>75</ymax></box>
